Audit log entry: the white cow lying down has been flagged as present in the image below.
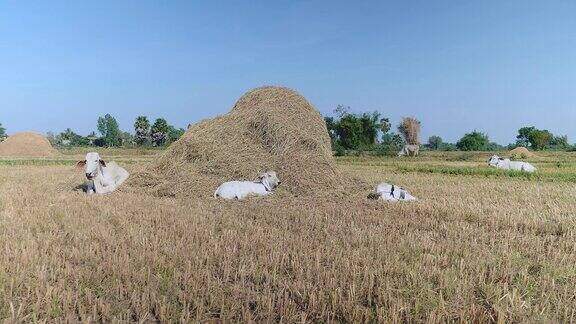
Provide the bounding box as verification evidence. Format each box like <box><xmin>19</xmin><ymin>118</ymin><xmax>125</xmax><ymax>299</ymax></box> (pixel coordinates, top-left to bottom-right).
<box><xmin>368</xmin><ymin>183</ymin><xmax>417</xmax><ymax>202</ymax></box>
<box><xmin>77</xmin><ymin>152</ymin><xmax>130</xmax><ymax>194</ymax></box>
<box><xmin>488</xmin><ymin>155</ymin><xmax>536</xmax><ymax>173</ymax></box>
<box><xmin>215</xmin><ymin>171</ymin><xmax>281</xmax><ymax>200</ymax></box>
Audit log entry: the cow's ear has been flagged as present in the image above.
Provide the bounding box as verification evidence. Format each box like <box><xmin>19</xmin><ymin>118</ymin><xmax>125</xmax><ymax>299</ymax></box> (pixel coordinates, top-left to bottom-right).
<box><xmin>76</xmin><ymin>160</ymin><xmax>86</xmax><ymax>169</ymax></box>
<box><xmin>99</xmin><ymin>160</ymin><xmax>107</xmax><ymax>167</ymax></box>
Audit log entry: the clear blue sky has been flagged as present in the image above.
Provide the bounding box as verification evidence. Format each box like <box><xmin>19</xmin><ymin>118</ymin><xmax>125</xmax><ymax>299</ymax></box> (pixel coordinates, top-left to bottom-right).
<box><xmin>1</xmin><ymin>1</ymin><xmax>575</xmax><ymax>144</ymax></box>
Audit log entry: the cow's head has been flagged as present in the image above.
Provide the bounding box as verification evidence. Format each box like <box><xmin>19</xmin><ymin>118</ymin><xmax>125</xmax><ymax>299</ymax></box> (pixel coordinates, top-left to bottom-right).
<box><xmin>255</xmin><ymin>171</ymin><xmax>281</xmax><ymax>192</ymax></box>
<box><xmin>488</xmin><ymin>155</ymin><xmax>502</xmax><ymax>167</ymax></box>
<box><xmin>77</xmin><ymin>152</ymin><xmax>106</xmax><ymax>180</ymax></box>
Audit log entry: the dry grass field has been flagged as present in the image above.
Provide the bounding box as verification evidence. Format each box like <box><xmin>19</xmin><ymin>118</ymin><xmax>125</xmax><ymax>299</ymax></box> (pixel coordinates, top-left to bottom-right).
<box><xmin>0</xmin><ymin>149</ymin><xmax>575</xmax><ymax>322</ymax></box>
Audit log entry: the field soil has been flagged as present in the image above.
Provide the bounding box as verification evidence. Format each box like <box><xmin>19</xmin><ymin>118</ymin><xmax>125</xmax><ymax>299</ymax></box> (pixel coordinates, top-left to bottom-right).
<box><xmin>0</xmin><ymin>150</ymin><xmax>575</xmax><ymax>322</ymax></box>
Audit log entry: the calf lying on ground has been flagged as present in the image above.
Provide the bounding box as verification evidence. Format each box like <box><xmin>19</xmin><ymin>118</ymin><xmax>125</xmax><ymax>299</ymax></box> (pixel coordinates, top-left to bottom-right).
<box><xmin>214</xmin><ymin>171</ymin><xmax>281</xmax><ymax>200</ymax></box>
<box><xmin>77</xmin><ymin>152</ymin><xmax>130</xmax><ymax>194</ymax></box>
<box><xmin>368</xmin><ymin>183</ymin><xmax>417</xmax><ymax>202</ymax></box>
<box><xmin>488</xmin><ymin>155</ymin><xmax>536</xmax><ymax>173</ymax></box>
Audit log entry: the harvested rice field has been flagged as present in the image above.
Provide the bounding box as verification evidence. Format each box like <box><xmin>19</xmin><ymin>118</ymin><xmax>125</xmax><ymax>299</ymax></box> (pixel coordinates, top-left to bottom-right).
<box><xmin>0</xmin><ymin>150</ymin><xmax>574</xmax><ymax>322</ymax></box>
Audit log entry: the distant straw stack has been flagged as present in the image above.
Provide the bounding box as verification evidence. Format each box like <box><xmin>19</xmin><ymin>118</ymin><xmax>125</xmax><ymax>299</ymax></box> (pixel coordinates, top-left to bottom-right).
<box><xmin>0</xmin><ymin>132</ymin><xmax>61</xmax><ymax>157</ymax></box>
<box><xmin>398</xmin><ymin>117</ymin><xmax>421</xmax><ymax>145</ymax></box>
<box><xmin>509</xmin><ymin>147</ymin><xmax>535</xmax><ymax>159</ymax></box>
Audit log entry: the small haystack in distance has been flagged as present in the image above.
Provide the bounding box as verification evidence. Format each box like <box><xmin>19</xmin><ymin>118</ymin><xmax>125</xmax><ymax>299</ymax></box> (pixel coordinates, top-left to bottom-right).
<box><xmin>0</xmin><ymin>132</ymin><xmax>61</xmax><ymax>157</ymax></box>
<box><xmin>509</xmin><ymin>147</ymin><xmax>535</xmax><ymax>160</ymax></box>
<box><xmin>129</xmin><ymin>86</ymin><xmax>367</xmax><ymax>199</ymax></box>
<box><xmin>398</xmin><ymin>117</ymin><xmax>421</xmax><ymax>145</ymax></box>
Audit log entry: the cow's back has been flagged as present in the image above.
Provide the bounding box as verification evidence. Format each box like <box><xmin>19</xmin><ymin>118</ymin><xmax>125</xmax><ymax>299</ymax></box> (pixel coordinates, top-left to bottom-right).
<box><xmin>105</xmin><ymin>161</ymin><xmax>130</xmax><ymax>185</ymax></box>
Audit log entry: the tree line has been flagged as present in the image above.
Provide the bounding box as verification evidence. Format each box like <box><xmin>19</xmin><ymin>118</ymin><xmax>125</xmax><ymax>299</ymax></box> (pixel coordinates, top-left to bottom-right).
<box><xmin>324</xmin><ymin>107</ymin><xmax>574</xmax><ymax>154</ymax></box>
<box><xmin>44</xmin><ymin>114</ymin><xmax>186</xmax><ymax>148</ymax></box>
<box><xmin>0</xmin><ymin>109</ymin><xmax>573</xmax><ymax>152</ymax></box>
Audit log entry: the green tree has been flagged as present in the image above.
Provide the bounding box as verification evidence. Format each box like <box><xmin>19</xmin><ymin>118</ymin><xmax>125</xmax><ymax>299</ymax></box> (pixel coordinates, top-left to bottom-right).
<box><xmin>550</xmin><ymin>135</ymin><xmax>569</xmax><ymax>150</ymax></box>
<box><xmin>0</xmin><ymin>123</ymin><xmax>6</xmax><ymax>139</ymax></box>
<box><xmin>442</xmin><ymin>143</ymin><xmax>457</xmax><ymax>151</ymax></box>
<box><xmin>151</xmin><ymin>118</ymin><xmax>170</xmax><ymax>146</ymax></box>
<box><xmin>334</xmin><ymin>113</ymin><xmax>364</xmax><ymax>149</ymax></box>
<box><xmin>134</xmin><ymin>116</ymin><xmax>151</xmax><ymax>145</ymax></box>
<box><xmin>167</xmin><ymin>125</ymin><xmax>185</xmax><ymax>144</ymax></box>
<box><xmin>428</xmin><ymin>136</ymin><xmax>443</xmax><ymax>150</ymax></box>
<box><xmin>456</xmin><ymin>131</ymin><xmax>489</xmax><ymax>151</ymax></box>
<box><xmin>324</xmin><ymin>117</ymin><xmax>337</xmax><ymax>143</ymax></box>
<box><xmin>120</xmin><ymin>131</ymin><xmax>135</xmax><ymax>146</ymax></box>
<box><xmin>378</xmin><ymin>132</ymin><xmax>404</xmax><ymax>156</ymax></box>
<box><xmin>516</xmin><ymin>126</ymin><xmax>560</xmax><ymax>150</ymax></box>
<box><xmin>59</xmin><ymin>128</ymin><xmax>90</xmax><ymax>146</ymax></box>
<box><xmin>380</xmin><ymin>118</ymin><xmax>391</xmax><ymax>134</ymax></box>
<box><xmin>327</xmin><ymin>106</ymin><xmax>384</xmax><ymax>150</ymax></box>
<box><xmin>528</xmin><ymin>129</ymin><xmax>552</xmax><ymax>150</ymax></box>
<box><xmin>377</xmin><ymin>117</ymin><xmax>404</xmax><ymax>156</ymax></box>
<box><xmin>516</xmin><ymin>126</ymin><xmax>536</xmax><ymax>147</ymax></box>
<box><xmin>97</xmin><ymin>114</ymin><xmax>122</xmax><ymax>147</ymax></box>
<box><xmin>487</xmin><ymin>142</ymin><xmax>504</xmax><ymax>151</ymax></box>
<box><xmin>359</xmin><ymin>112</ymin><xmax>383</xmax><ymax>147</ymax></box>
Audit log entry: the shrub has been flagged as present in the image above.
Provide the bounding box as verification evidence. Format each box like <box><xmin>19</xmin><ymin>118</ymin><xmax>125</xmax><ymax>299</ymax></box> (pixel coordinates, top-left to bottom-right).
<box><xmin>456</xmin><ymin>131</ymin><xmax>489</xmax><ymax>151</ymax></box>
<box><xmin>428</xmin><ymin>136</ymin><xmax>443</xmax><ymax>150</ymax></box>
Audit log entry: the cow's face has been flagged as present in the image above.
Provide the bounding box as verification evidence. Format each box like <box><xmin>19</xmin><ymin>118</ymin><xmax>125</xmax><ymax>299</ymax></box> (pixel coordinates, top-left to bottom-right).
<box><xmin>257</xmin><ymin>171</ymin><xmax>281</xmax><ymax>191</ymax></box>
<box><xmin>488</xmin><ymin>155</ymin><xmax>501</xmax><ymax>167</ymax></box>
<box><xmin>77</xmin><ymin>152</ymin><xmax>106</xmax><ymax>180</ymax></box>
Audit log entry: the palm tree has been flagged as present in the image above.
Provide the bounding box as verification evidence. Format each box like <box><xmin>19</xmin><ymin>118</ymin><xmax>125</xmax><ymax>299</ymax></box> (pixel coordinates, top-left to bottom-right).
<box><xmin>134</xmin><ymin>116</ymin><xmax>150</xmax><ymax>145</ymax></box>
<box><xmin>151</xmin><ymin>118</ymin><xmax>169</xmax><ymax>146</ymax></box>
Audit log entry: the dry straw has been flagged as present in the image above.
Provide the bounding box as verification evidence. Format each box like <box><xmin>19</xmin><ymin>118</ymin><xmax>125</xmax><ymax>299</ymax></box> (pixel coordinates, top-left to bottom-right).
<box><xmin>398</xmin><ymin>117</ymin><xmax>421</xmax><ymax>145</ymax></box>
<box><xmin>0</xmin><ymin>132</ymin><xmax>61</xmax><ymax>158</ymax></box>
<box><xmin>128</xmin><ymin>86</ymin><xmax>369</xmax><ymax>199</ymax></box>
<box><xmin>509</xmin><ymin>146</ymin><xmax>535</xmax><ymax>159</ymax></box>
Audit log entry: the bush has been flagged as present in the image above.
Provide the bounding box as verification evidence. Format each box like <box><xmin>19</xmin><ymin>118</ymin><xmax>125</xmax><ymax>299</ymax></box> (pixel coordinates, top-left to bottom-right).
<box><xmin>377</xmin><ymin>132</ymin><xmax>404</xmax><ymax>156</ymax></box>
<box><xmin>325</xmin><ymin>106</ymin><xmax>386</xmax><ymax>151</ymax></box>
<box><xmin>456</xmin><ymin>131</ymin><xmax>489</xmax><ymax>151</ymax></box>
<box><xmin>442</xmin><ymin>143</ymin><xmax>458</xmax><ymax>151</ymax></box>
<box><xmin>427</xmin><ymin>136</ymin><xmax>443</xmax><ymax>150</ymax></box>
<box><xmin>332</xmin><ymin>141</ymin><xmax>346</xmax><ymax>156</ymax></box>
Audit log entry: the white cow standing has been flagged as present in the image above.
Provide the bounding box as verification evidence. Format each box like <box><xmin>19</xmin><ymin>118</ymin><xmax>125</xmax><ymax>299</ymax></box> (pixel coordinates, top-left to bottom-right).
<box><xmin>77</xmin><ymin>152</ymin><xmax>130</xmax><ymax>194</ymax></box>
<box><xmin>488</xmin><ymin>155</ymin><xmax>536</xmax><ymax>173</ymax></box>
<box><xmin>368</xmin><ymin>183</ymin><xmax>417</xmax><ymax>202</ymax></box>
<box><xmin>215</xmin><ymin>171</ymin><xmax>281</xmax><ymax>200</ymax></box>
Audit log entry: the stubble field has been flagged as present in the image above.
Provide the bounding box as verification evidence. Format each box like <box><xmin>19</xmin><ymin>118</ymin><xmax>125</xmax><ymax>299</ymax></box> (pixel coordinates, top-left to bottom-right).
<box><xmin>0</xmin><ymin>149</ymin><xmax>575</xmax><ymax>322</ymax></box>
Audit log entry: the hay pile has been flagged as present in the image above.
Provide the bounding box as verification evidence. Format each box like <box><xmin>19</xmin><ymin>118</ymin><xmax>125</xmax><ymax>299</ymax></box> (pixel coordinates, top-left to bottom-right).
<box><xmin>398</xmin><ymin>117</ymin><xmax>421</xmax><ymax>145</ymax></box>
<box><xmin>129</xmin><ymin>86</ymin><xmax>367</xmax><ymax>199</ymax></box>
<box><xmin>509</xmin><ymin>147</ymin><xmax>535</xmax><ymax>159</ymax></box>
<box><xmin>0</xmin><ymin>132</ymin><xmax>61</xmax><ymax>157</ymax></box>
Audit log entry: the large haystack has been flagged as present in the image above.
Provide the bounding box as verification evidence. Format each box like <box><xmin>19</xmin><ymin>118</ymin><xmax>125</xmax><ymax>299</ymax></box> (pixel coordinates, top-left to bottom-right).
<box><xmin>509</xmin><ymin>147</ymin><xmax>535</xmax><ymax>159</ymax></box>
<box><xmin>130</xmin><ymin>86</ymin><xmax>366</xmax><ymax>198</ymax></box>
<box><xmin>0</xmin><ymin>132</ymin><xmax>60</xmax><ymax>157</ymax></box>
